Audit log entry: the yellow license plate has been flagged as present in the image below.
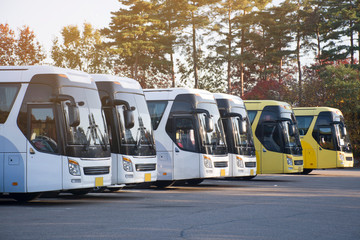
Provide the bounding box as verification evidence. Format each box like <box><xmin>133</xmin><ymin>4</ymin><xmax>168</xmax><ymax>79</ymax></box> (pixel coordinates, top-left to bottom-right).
<box><xmin>95</xmin><ymin>177</ymin><xmax>104</xmax><ymax>187</ymax></box>
<box><xmin>220</xmin><ymin>169</ymin><xmax>225</xmax><ymax>176</ymax></box>
<box><xmin>250</xmin><ymin>169</ymin><xmax>254</xmax><ymax>176</ymax></box>
<box><xmin>145</xmin><ymin>173</ymin><xmax>151</xmax><ymax>182</ymax></box>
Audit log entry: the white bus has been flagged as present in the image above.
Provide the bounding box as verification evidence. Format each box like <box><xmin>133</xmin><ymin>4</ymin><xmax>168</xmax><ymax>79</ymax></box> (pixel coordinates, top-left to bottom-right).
<box><xmin>214</xmin><ymin>93</ymin><xmax>257</xmax><ymax>179</ymax></box>
<box><xmin>145</xmin><ymin>88</ymin><xmax>229</xmax><ymax>187</ymax></box>
<box><xmin>93</xmin><ymin>74</ymin><xmax>157</xmax><ymax>188</ymax></box>
<box><xmin>0</xmin><ymin>66</ymin><xmax>111</xmax><ymax>201</ymax></box>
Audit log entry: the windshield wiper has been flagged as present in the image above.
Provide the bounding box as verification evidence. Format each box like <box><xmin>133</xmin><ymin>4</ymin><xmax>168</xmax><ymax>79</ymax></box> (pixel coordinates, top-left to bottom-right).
<box><xmin>84</xmin><ymin>113</ymin><xmax>108</xmax><ymax>151</ymax></box>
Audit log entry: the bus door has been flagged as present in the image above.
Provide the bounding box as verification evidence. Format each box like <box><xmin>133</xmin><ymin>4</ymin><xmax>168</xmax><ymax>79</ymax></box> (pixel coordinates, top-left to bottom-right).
<box><xmin>26</xmin><ymin>105</ymin><xmax>63</xmax><ymax>192</ymax></box>
<box><xmin>317</xmin><ymin>126</ymin><xmax>337</xmax><ymax>168</ymax></box>
<box><xmin>259</xmin><ymin>122</ymin><xmax>283</xmax><ymax>173</ymax></box>
<box><xmin>172</xmin><ymin>116</ymin><xmax>200</xmax><ymax>180</ymax></box>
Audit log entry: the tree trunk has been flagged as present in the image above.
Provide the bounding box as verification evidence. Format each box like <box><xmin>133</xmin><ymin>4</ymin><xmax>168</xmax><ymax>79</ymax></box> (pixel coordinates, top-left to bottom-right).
<box><xmin>227</xmin><ymin>7</ymin><xmax>232</xmax><ymax>93</ymax></box>
<box><xmin>297</xmin><ymin>0</ymin><xmax>302</xmax><ymax>106</ymax></box>
<box><xmin>350</xmin><ymin>20</ymin><xmax>354</xmax><ymax>65</ymax></box>
<box><xmin>192</xmin><ymin>10</ymin><xmax>199</xmax><ymax>89</ymax></box>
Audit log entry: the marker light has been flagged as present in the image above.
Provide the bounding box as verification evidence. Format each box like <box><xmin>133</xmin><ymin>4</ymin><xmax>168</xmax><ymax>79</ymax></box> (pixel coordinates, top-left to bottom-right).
<box><xmin>122</xmin><ymin>157</ymin><xmax>133</xmax><ymax>172</ymax></box>
<box><xmin>68</xmin><ymin>159</ymin><xmax>81</xmax><ymax>176</ymax></box>
<box><xmin>286</xmin><ymin>156</ymin><xmax>293</xmax><ymax>166</ymax></box>
<box><xmin>236</xmin><ymin>156</ymin><xmax>245</xmax><ymax>168</ymax></box>
<box><xmin>204</xmin><ymin>155</ymin><xmax>213</xmax><ymax>168</ymax></box>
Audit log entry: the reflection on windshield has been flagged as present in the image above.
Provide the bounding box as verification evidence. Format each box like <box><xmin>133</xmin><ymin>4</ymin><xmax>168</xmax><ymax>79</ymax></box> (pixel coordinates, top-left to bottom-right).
<box><xmin>229</xmin><ymin>107</ymin><xmax>255</xmax><ymax>156</ymax></box>
<box><xmin>197</xmin><ymin>103</ymin><xmax>227</xmax><ymax>155</ymax></box>
<box><xmin>334</xmin><ymin>121</ymin><xmax>352</xmax><ymax>152</ymax></box>
<box><xmin>63</xmin><ymin>88</ymin><xmax>109</xmax><ymax>151</ymax></box>
<box><xmin>116</xmin><ymin>93</ymin><xmax>156</xmax><ymax>156</ymax></box>
<box><xmin>280</xmin><ymin>120</ymin><xmax>302</xmax><ymax>155</ymax></box>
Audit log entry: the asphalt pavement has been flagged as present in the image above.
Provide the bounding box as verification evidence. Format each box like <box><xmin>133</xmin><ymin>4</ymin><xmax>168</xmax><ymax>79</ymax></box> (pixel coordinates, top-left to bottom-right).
<box><xmin>1</xmin><ymin>168</ymin><xmax>359</xmax><ymax>240</ymax></box>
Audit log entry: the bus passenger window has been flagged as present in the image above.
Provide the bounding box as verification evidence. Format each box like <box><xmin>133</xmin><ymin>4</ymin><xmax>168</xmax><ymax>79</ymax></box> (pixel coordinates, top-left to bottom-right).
<box><xmin>175</xmin><ymin>118</ymin><xmax>196</xmax><ymax>152</ymax></box>
<box><xmin>30</xmin><ymin>107</ymin><xmax>59</xmax><ymax>153</ymax></box>
<box><xmin>262</xmin><ymin>124</ymin><xmax>281</xmax><ymax>152</ymax></box>
<box><xmin>319</xmin><ymin>126</ymin><xmax>334</xmax><ymax>150</ymax></box>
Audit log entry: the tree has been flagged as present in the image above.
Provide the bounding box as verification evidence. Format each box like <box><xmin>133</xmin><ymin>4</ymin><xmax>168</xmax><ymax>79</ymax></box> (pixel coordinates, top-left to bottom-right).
<box><xmin>0</xmin><ymin>24</ymin><xmax>45</xmax><ymax>66</ymax></box>
<box><xmin>0</xmin><ymin>24</ymin><xmax>16</xmax><ymax>65</ymax></box>
<box><xmin>16</xmin><ymin>26</ymin><xmax>46</xmax><ymax>65</ymax></box>
<box><xmin>103</xmin><ymin>0</ymin><xmax>170</xmax><ymax>88</ymax></box>
<box><xmin>51</xmin><ymin>23</ymin><xmax>110</xmax><ymax>73</ymax></box>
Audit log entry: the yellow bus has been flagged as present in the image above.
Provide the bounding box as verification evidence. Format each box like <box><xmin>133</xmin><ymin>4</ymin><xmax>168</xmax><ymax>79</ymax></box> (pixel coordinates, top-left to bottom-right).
<box><xmin>244</xmin><ymin>100</ymin><xmax>303</xmax><ymax>174</ymax></box>
<box><xmin>293</xmin><ymin>107</ymin><xmax>354</xmax><ymax>174</ymax></box>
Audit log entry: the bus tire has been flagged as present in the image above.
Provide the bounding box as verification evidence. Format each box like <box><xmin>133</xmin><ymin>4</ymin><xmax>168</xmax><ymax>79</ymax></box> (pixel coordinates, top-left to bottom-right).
<box><xmin>10</xmin><ymin>193</ymin><xmax>41</xmax><ymax>202</ymax></box>
<box><xmin>240</xmin><ymin>175</ymin><xmax>257</xmax><ymax>180</ymax></box>
<box><xmin>153</xmin><ymin>181</ymin><xmax>175</xmax><ymax>188</ymax></box>
<box><xmin>186</xmin><ymin>179</ymin><xmax>204</xmax><ymax>185</ymax></box>
<box><xmin>69</xmin><ymin>189</ymin><xmax>91</xmax><ymax>196</ymax></box>
<box><xmin>301</xmin><ymin>169</ymin><xmax>313</xmax><ymax>175</ymax></box>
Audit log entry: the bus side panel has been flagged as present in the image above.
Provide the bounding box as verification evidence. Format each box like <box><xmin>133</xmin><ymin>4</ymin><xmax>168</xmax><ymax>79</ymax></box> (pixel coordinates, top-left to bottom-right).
<box><xmin>27</xmin><ymin>141</ymin><xmax>62</xmax><ymax>192</ymax></box>
<box><xmin>4</xmin><ymin>153</ymin><xmax>26</xmax><ymax>193</ymax></box>
<box><xmin>318</xmin><ymin>149</ymin><xmax>337</xmax><ymax>169</ymax></box>
<box><xmin>0</xmin><ymin>153</ymin><xmax>3</xmax><ymax>192</ymax></box>
<box><xmin>156</xmin><ymin>151</ymin><xmax>173</xmax><ymax>180</ymax></box>
<box><xmin>301</xmin><ymin>140</ymin><xmax>317</xmax><ymax>169</ymax></box>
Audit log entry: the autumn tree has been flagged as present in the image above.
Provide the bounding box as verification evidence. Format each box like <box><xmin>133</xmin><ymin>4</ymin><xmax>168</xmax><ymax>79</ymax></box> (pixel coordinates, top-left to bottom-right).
<box><xmin>51</xmin><ymin>23</ymin><xmax>110</xmax><ymax>73</ymax></box>
<box><xmin>0</xmin><ymin>24</ymin><xmax>16</xmax><ymax>65</ymax></box>
<box><xmin>0</xmin><ymin>24</ymin><xmax>45</xmax><ymax>65</ymax></box>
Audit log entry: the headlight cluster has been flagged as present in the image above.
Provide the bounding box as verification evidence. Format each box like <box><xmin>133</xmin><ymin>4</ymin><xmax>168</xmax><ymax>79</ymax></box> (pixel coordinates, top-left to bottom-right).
<box><xmin>286</xmin><ymin>156</ymin><xmax>293</xmax><ymax>166</ymax></box>
<box><xmin>68</xmin><ymin>159</ymin><xmax>81</xmax><ymax>176</ymax></box>
<box><xmin>339</xmin><ymin>153</ymin><xmax>345</xmax><ymax>161</ymax></box>
<box><xmin>123</xmin><ymin>157</ymin><xmax>133</xmax><ymax>172</ymax></box>
<box><xmin>236</xmin><ymin>156</ymin><xmax>245</xmax><ymax>168</ymax></box>
<box><xmin>204</xmin><ymin>156</ymin><xmax>213</xmax><ymax>168</ymax></box>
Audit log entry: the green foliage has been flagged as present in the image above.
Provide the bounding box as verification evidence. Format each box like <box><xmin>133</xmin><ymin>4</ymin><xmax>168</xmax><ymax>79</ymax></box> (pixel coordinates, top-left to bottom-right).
<box><xmin>51</xmin><ymin>23</ymin><xmax>110</xmax><ymax>73</ymax></box>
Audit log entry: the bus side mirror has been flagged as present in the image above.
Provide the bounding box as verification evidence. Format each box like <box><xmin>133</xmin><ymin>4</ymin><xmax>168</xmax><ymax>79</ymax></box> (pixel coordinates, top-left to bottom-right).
<box><xmin>288</xmin><ymin>123</ymin><xmax>296</xmax><ymax>137</ymax></box>
<box><xmin>240</xmin><ymin>120</ymin><xmax>247</xmax><ymax>134</ymax></box>
<box><xmin>124</xmin><ymin>109</ymin><xmax>135</xmax><ymax>129</ymax></box>
<box><xmin>69</xmin><ymin>105</ymin><xmax>80</xmax><ymax>127</ymax></box>
<box><xmin>205</xmin><ymin>116</ymin><xmax>214</xmax><ymax>132</ymax></box>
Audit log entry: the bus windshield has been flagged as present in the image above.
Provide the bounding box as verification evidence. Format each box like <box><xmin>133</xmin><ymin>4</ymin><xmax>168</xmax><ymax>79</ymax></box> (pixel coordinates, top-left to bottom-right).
<box><xmin>229</xmin><ymin>107</ymin><xmax>255</xmax><ymax>156</ymax></box>
<box><xmin>63</xmin><ymin>87</ymin><xmax>109</xmax><ymax>152</ymax></box>
<box><xmin>115</xmin><ymin>93</ymin><xmax>156</xmax><ymax>156</ymax></box>
<box><xmin>197</xmin><ymin>102</ymin><xmax>227</xmax><ymax>155</ymax></box>
<box><xmin>256</xmin><ymin>106</ymin><xmax>302</xmax><ymax>156</ymax></box>
<box><xmin>333</xmin><ymin>120</ymin><xmax>352</xmax><ymax>153</ymax></box>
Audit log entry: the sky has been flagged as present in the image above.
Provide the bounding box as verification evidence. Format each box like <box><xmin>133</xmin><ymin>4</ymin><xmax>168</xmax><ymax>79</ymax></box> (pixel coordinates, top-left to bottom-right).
<box><xmin>0</xmin><ymin>0</ymin><xmax>122</xmax><ymax>62</ymax></box>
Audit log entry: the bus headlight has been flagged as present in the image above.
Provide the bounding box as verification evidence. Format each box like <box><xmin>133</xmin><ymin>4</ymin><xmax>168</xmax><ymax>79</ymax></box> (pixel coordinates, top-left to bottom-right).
<box><xmin>122</xmin><ymin>157</ymin><xmax>133</xmax><ymax>172</ymax></box>
<box><xmin>204</xmin><ymin>156</ymin><xmax>213</xmax><ymax>168</ymax></box>
<box><xmin>236</xmin><ymin>156</ymin><xmax>244</xmax><ymax>168</ymax></box>
<box><xmin>339</xmin><ymin>153</ymin><xmax>344</xmax><ymax>161</ymax></box>
<box><xmin>68</xmin><ymin>159</ymin><xmax>81</xmax><ymax>176</ymax></box>
<box><xmin>287</xmin><ymin>156</ymin><xmax>293</xmax><ymax>166</ymax></box>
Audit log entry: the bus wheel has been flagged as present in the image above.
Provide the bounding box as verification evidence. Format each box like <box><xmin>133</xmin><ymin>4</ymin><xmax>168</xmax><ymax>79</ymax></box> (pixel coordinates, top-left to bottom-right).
<box><xmin>301</xmin><ymin>169</ymin><xmax>313</xmax><ymax>175</ymax></box>
<box><xmin>186</xmin><ymin>179</ymin><xmax>204</xmax><ymax>186</ymax></box>
<box><xmin>153</xmin><ymin>181</ymin><xmax>175</xmax><ymax>188</ymax></box>
<box><xmin>10</xmin><ymin>193</ymin><xmax>41</xmax><ymax>202</ymax></box>
<box><xmin>92</xmin><ymin>187</ymin><xmax>106</xmax><ymax>193</ymax></box>
<box><xmin>240</xmin><ymin>175</ymin><xmax>257</xmax><ymax>180</ymax></box>
<box><xmin>107</xmin><ymin>187</ymin><xmax>122</xmax><ymax>192</ymax></box>
<box><xmin>69</xmin><ymin>189</ymin><xmax>91</xmax><ymax>196</ymax></box>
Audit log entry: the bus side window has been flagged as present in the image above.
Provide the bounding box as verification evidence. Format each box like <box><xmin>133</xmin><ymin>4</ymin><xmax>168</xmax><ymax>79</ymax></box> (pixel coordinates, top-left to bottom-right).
<box><xmin>29</xmin><ymin>107</ymin><xmax>59</xmax><ymax>154</ymax></box>
<box><xmin>261</xmin><ymin>123</ymin><xmax>282</xmax><ymax>153</ymax></box>
<box><xmin>174</xmin><ymin>118</ymin><xmax>197</xmax><ymax>152</ymax></box>
<box><xmin>318</xmin><ymin>126</ymin><xmax>335</xmax><ymax>150</ymax></box>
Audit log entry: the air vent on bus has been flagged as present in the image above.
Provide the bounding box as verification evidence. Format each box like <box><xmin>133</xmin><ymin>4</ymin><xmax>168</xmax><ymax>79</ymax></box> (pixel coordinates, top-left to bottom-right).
<box><xmin>83</xmin><ymin>166</ymin><xmax>110</xmax><ymax>175</ymax></box>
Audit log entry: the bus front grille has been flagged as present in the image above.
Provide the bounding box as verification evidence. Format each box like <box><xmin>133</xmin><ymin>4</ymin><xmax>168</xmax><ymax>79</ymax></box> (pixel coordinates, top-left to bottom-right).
<box><xmin>83</xmin><ymin>166</ymin><xmax>110</xmax><ymax>175</ymax></box>
<box><xmin>245</xmin><ymin>162</ymin><xmax>256</xmax><ymax>168</ymax></box>
<box><xmin>214</xmin><ymin>161</ymin><xmax>228</xmax><ymax>168</ymax></box>
<box><xmin>136</xmin><ymin>164</ymin><xmax>156</xmax><ymax>172</ymax></box>
<box><xmin>346</xmin><ymin>157</ymin><xmax>353</xmax><ymax>161</ymax></box>
<box><xmin>294</xmin><ymin>160</ymin><xmax>303</xmax><ymax>165</ymax></box>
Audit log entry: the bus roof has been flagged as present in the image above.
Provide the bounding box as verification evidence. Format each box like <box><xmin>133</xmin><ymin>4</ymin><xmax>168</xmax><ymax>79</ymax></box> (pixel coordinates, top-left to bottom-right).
<box><xmin>92</xmin><ymin>74</ymin><xmax>143</xmax><ymax>94</ymax></box>
<box><xmin>244</xmin><ymin>100</ymin><xmax>292</xmax><ymax>111</ymax></box>
<box><xmin>144</xmin><ymin>88</ymin><xmax>215</xmax><ymax>102</ymax></box>
<box><xmin>0</xmin><ymin>65</ymin><xmax>93</xmax><ymax>84</ymax></box>
<box><xmin>293</xmin><ymin>106</ymin><xmax>343</xmax><ymax>116</ymax></box>
<box><xmin>213</xmin><ymin>93</ymin><xmax>245</xmax><ymax>108</ymax></box>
